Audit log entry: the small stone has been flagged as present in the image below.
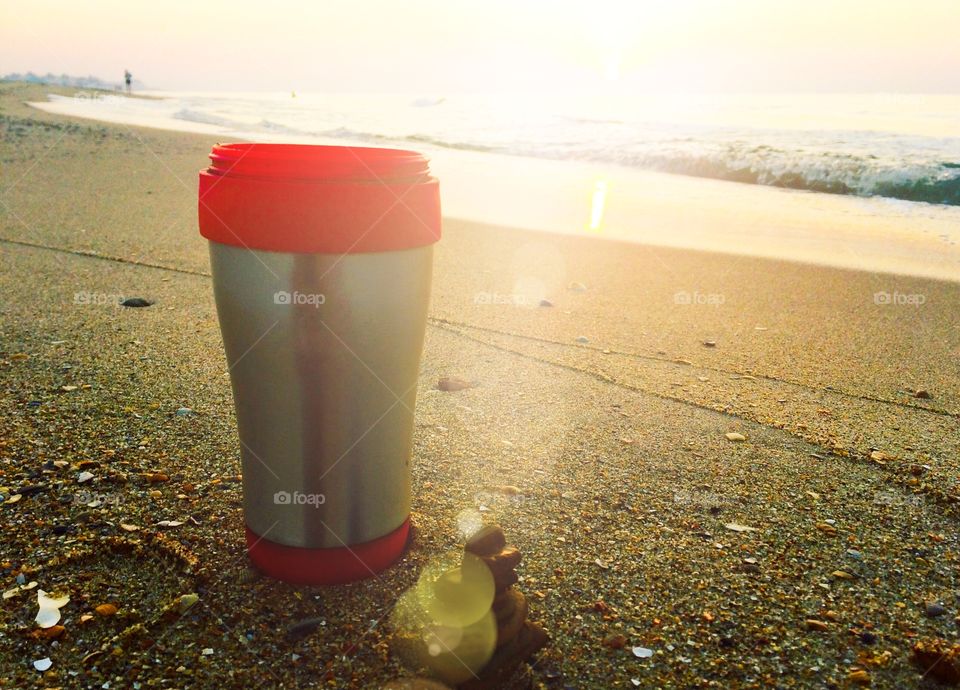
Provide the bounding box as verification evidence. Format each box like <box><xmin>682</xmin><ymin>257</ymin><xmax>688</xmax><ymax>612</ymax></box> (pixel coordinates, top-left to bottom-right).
<box><xmin>33</xmin><ymin>658</ymin><xmax>53</xmax><ymax>672</ymax></box>
<box><xmin>632</xmin><ymin>646</ymin><xmax>654</xmax><ymax>658</ymax></box>
<box><xmin>602</xmin><ymin>633</ymin><xmax>627</xmax><ymax>649</ymax></box>
<box><xmin>724</xmin><ymin>523</ymin><xmax>758</xmax><ymax>533</ymax></box>
<box><xmin>568</xmin><ymin>282</ymin><xmax>587</xmax><ymax>292</ymax></box>
<box><xmin>703</xmin><ymin>340</ymin><xmax>717</xmax><ymax>347</ymax></box>
<box><xmin>465</xmin><ymin>524</ymin><xmax>506</xmax><ymax>556</ymax></box>
<box><xmin>860</xmin><ymin>631</ymin><xmax>877</xmax><ymax>645</ymax></box>
<box><xmin>60</xmin><ymin>385</ymin><xmax>79</xmax><ymax>392</ymax></box>
<box><xmin>575</xmin><ymin>336</ymin><xmax>589</xmax><ymax>344</ymax></box>
<box><xmin>147</xmin><ymin>472</ymin><xmax>169</xmax><ymax>483</ymax></box>
<box><xmin>437</xmin><ymin>377</ymin><xmax>473</xmax><ymax>392</ymax></box>
<box><xmin>95</xmin><ymin>603</ymin><xmax>118</xmax><ymax>616</ymax></box>
<box><xmin>725</xmin><ymin>433</ymin><xmax>746</xmax><ymax>442</ymax></box>
<box><xmin>286</xmin><ymin>617</ymin><xmax>325</xmax><ymax>641</ymax></box>
<box><xmin>914</xmin><ymin>389</ymin><xmax>932</xmax><ymax>399</ymax></box>
<box><xmin>847</xmin><ymin>669</ymin><xmax>871</xmax><ymax>685</ymax></box>
<box><xmin>481</xmin><ymin>546</ymin><xmax>522</xmax><ymax>581</ymax></box>
<box><xmin>77</xmin><ymin>471</ymin><xmax>94</xmax><ymax>483</ymax></box>
<box><xmin>175</xmin><ymin>407</ymin><xmax>195</xmax><ymax>417</ymax></box>
<box><xmin>805</xmin><ymin>619</ymin><xmax>830</xmax><ymax>632</ymax></box>
<box><xmin>176</xmin><ymin>593</ymin><xmax>199</xmax><ymax>613</ymax></box>
<box><xmin>832</xmin><ymin>570</ymin><xmax>855</xmax><ymax>580</ymax></box>
<box><xmin>926</xmin><ymin>603</ymin><xmax>948</xmax><ymax>618</ymax></box>
<box><xmin>120</xmin><ymin>297</ymin><xmax>153</xmax><ymax>308</ymax></box>
<box><xmin>30</xmin><ymin>625</ymin><xmax>65</xmax><ymax>640</ymax></box>
<box><xmin>539</xmin><ymin>299</ymin><xmax>553</xmax><ymax>307</ymax></box>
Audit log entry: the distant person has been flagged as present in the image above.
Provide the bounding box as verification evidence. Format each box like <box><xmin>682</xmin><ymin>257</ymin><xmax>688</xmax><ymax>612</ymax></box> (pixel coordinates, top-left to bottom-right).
<box><xmin>124</xmin><ymin>70</ymin><xmax>132</xmax><ymax>93</ymax></box>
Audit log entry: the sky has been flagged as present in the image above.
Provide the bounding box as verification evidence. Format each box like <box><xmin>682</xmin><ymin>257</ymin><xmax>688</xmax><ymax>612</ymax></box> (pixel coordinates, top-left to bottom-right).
<box><xmin>3</xmin><ymin>0</ymin><xmax>959</xmax><ymax>93</ymax></box>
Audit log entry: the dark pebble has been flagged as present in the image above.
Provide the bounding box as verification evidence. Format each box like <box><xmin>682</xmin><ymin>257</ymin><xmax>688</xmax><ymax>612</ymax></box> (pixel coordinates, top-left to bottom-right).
<box><xmin>465</xmin><ymin>524</ymin><xmax>506</xmax><ymax>557</ymax></box>
<box><xmin>539</xmin><ymin>299</ymin><xmax>554</xmax><ymax>307</ymax></box>
<box><xmin>286</xmin><ymin>617</ymin><xmax>325</xmax><ymax>640</ymax></box>
<box><xmin>120</xmin><ymin>297</ymin><xmax>154</xmax><ymax>308</ymax></box>
<box><xmin>52</xmin><ymin>524</ymin><xmax>71</xmax><ymax>536</ymax></box>
<box><xmin>860</xmin><ymin>631</ymin><xmax>877</xmax><ymax>645</ymax></box>
<box><xmin>926</xmin><ymin>603</ymin><xmax>948</xmax><ymax>618</ymax></box>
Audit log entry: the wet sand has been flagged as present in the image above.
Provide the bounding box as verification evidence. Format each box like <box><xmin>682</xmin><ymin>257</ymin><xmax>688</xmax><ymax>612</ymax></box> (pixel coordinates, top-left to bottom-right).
<box><xmin>1</xmin><ymin>82</ymin><xmax>959</xmax><ymax>688</ymax></box>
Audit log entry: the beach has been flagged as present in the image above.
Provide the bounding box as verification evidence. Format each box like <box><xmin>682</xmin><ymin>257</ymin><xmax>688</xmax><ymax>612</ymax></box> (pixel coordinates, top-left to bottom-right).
<box><xmin>1</xmin><ymin>81</ymin><xmax>959</xmax><ymax>688</ymax></box>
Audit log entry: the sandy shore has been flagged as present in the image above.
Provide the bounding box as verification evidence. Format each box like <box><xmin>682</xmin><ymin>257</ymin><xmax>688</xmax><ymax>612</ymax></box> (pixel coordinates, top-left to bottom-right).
<box><xmin>1</xmin><ymin>82</ymin><xmax>959</xmax><ymax>688</ymax></box>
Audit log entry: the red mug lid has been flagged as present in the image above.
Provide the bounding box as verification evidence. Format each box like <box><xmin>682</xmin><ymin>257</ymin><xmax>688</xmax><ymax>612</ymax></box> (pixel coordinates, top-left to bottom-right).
<box><xmin>198</xmin><ymin>143</ymin><xmax>441</xmax><ymax>254</ymax></box>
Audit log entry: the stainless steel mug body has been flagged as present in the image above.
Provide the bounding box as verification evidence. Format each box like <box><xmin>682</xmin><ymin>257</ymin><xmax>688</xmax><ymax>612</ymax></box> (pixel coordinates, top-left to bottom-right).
<box><xmin>210</xmin><ymin>242</ymin><xmax>432</xmax><ymax>548</ymax></box>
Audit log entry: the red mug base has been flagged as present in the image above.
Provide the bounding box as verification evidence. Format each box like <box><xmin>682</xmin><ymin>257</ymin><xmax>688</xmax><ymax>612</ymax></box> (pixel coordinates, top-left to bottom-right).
<box><xmin>245</xmin><ymin>519</ymin><xmax>410</xmax><ymax>585</ymax></box>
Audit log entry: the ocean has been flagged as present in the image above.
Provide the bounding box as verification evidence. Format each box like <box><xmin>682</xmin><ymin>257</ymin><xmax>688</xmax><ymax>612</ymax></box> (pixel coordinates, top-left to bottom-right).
<box><xmin>29</xmin><ymin>90</ymin><xmax>960</xmax><ymax>280</ymax></box>
<box><xmin>36</xmin><ymin>91</ymin><xmax>960</xmax><ymax>206</ymax></box>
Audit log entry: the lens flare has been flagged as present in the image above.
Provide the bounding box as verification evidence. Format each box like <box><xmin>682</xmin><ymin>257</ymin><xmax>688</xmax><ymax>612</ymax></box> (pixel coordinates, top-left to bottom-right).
<box><xmin>390</xmin><ymin>550</ymin><xmax>498</xmax><ymax>684</ymax></box>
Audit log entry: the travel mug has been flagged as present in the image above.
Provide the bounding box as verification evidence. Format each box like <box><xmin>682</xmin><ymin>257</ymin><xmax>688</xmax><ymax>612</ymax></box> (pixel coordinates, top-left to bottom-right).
<box><xmin>198</xmin><ymin>143</ymin><xmax>440</xmax><ymax>584</ymax></box>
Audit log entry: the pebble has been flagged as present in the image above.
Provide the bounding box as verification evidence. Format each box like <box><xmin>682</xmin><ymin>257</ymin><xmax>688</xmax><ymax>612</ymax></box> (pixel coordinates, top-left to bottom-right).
<box><xmin>77</xmin><ymin>471</ymin><xmax>94</xmax><ymax>483</ymax></box>
<box><xmin>568</xmin><ymin>282</ymin><xmax>587</xmax><ymax>292</ymax></box>
<box><xmin>286</xmin><ymin>617</ymin><xmax>326</xmax><ymax>641</ymax></box>
<box><xmin>175</xmin><ymin>407</ymin><xmax>195</xmax><ymax>416</ymax></box>
<box><xmin>914</xmin><ymin>389</ymin><xmax>932</xmax><ymax>399</ymax></box>
<box><xmin>120</xmin><ymin>297</ymin><xmax>153</xmax><ymax>308</ymax></box>
<box><xmin>703</xmin><ymin>340</ymin><xmax>717</xmax><ymax>347</ymax></box>
<box><xmin>465</xmin><ymin>524</ymin><xmax>506</xmax><ymax>557</ymax></box>
<box><xmin>602</xmin><ymin>633</ymin><xmax>627</xmax><ymax>649</ymax></box>
<box><xmin>539</xmin><ymin>299</ymin><xmax>554</xmax><ymax>307</ymax></box>
<box><xmin>632</xmin><ymin>646</ymin><xmax>654</xmax><ymax>659</ymax></box>
<box><xmin>926</xmin><ymin>603</ymin><xmax>948</xmax><ymax>618</ymax></box>
<box><xmin>847</xmin><ymin>669</ymin><xmax>871</xmax><ymax>685</ymax></box>
<box><xmin>437</xmin><ymin>377</ymin><xmax>473</xmax><ymax>392</ymax></box>
<box><xmin>805</xmin><ymin>619</ymin><xmax>830</xmax><ymax>632</ymax></box>
<box><xmin>724</xmin><ymin>523</ymin><xmax>757</xmax><ymax>533</ymax></box>
<box><xmin>725</xmin><ymin>433</ymin><xmax>746</xmax><ymax>442</ymax></box>
<box><xmin>95</xmin><ymin>603</ymin><xmax>118</xmax><ymax>616</ymax></box>
<box><xmin>859</xmin><ymin>631</ymin><xmax>877</xmax><ymax>645</ymax></box>
<box><xmin>575</xmin><ymin>336</ymin><xmax>589</xmax><ymax>344</ymax></box>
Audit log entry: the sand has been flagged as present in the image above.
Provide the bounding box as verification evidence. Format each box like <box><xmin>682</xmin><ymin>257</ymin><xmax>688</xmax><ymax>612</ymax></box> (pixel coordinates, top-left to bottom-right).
<box><xmin>1</xmin><ymin>82</ymin><xmax>959</xmax><ymax>688</ymax></box>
